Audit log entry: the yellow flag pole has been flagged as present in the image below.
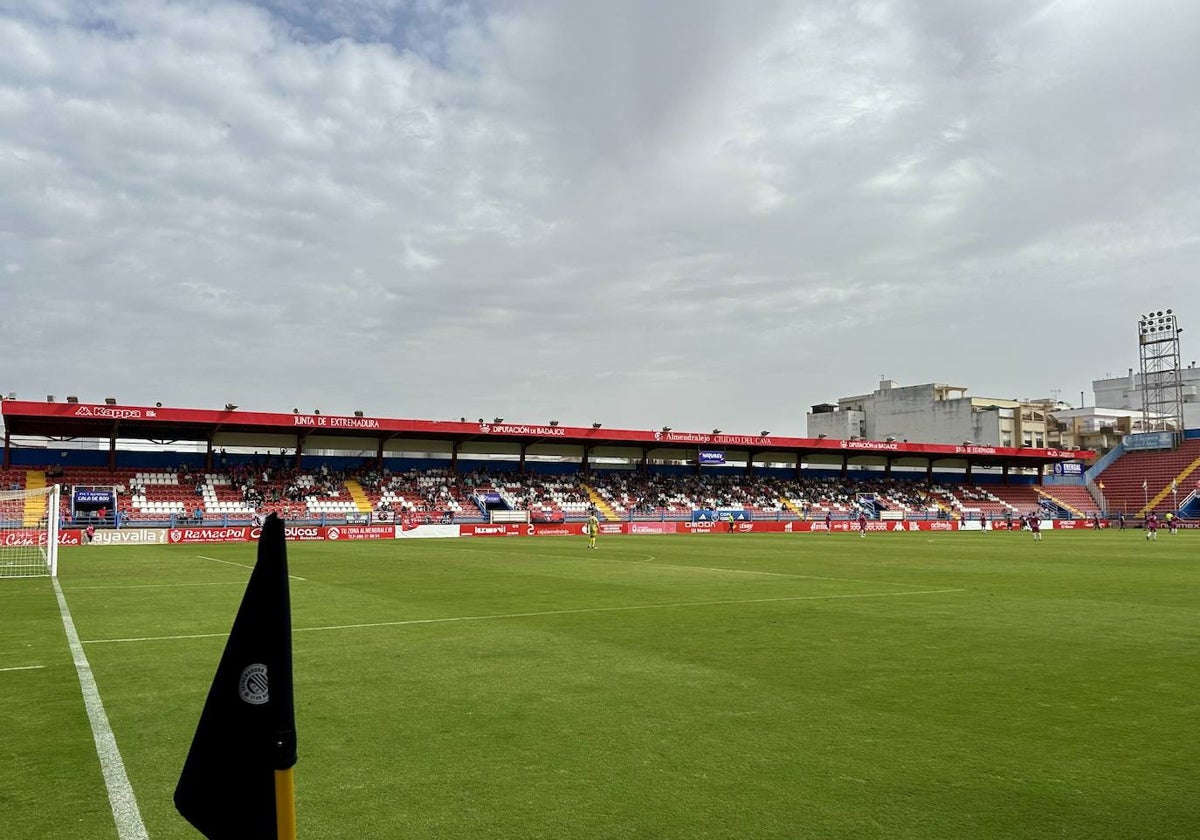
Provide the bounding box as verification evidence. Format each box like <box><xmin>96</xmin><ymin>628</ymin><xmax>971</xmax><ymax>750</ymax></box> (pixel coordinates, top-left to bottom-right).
<box><xmin>275</xmin><ymin>768</ymin><xmax>297</xmax><ymax>840</ymax></box>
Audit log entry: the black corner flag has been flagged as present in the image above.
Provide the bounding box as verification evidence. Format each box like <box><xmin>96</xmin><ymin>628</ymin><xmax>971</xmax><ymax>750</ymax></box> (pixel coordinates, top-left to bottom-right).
<box><xmin>175</xmin><ymin>514</ymin><xmax>297</xmax><ymax>840</ymax></box>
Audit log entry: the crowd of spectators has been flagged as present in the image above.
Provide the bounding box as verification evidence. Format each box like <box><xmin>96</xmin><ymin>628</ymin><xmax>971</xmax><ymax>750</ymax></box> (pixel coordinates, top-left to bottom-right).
<box><xmin>583</xmin><ymin>473</ymin><xmax>941</xmax><ymax>519</ymax></box>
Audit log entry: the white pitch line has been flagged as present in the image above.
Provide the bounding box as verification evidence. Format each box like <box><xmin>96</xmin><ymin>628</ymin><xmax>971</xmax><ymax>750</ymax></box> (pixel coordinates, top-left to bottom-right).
<box><xmin>196</xmin><ymin>554</ymin><xmax>307</xmax><ymax>581</ymax></box>
<box><xmin>69</xmin><ymin>581</ymin><xmax>249</xmax><ymax>591</ymax></box>
<box><xmin>0</xmin><ymin>664</ymin><xmax>45</xmax><ymax>673</ymax></box>
<box><xmin>451</xmin><ymin>546</ymin><xmax>930</xmax><ymax>589</ymax></box>
<box><xmin>52</xmin><ymin>578</ymin><xmax>149</xmax><ymax>840</ymax></box>
<box><xmin>81</xmin><ymin>588</ymin><xmax>965</xmax><ymax>645</ymax></box>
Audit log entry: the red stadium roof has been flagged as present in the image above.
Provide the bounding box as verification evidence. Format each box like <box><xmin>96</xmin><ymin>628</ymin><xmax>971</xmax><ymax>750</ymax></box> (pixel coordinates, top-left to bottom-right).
<box><xmin>1</xmin><ymin>399</ymin><xmax>1092</xmax><ymax>464</ymax></box>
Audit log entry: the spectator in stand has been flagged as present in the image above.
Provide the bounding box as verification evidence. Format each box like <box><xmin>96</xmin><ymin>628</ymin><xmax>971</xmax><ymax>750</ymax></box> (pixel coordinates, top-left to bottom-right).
<box><xmin>194</xmin><ymin>505</ymin><xmax>204</xmax><ymax>524</ymax></box>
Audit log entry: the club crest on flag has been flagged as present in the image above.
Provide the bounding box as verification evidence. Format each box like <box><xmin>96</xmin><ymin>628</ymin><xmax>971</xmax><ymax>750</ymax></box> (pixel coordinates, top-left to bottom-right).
<box><xmin>239</xmin><ymin>664</ymin><xmax>270</xmax><ymax>705</ymax></box>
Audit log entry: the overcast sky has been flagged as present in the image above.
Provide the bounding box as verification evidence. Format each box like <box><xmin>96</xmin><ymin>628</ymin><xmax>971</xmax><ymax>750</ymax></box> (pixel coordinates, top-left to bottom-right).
<box><xmin>2</xmin><ymin>0</ymin><xmax>1198</xmax><ymax>435</ymax></box>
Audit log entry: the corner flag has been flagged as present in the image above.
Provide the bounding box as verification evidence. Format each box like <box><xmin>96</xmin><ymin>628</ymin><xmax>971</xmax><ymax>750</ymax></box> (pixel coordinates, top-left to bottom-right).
<box><xmin>175</xmin><ymin>514</ymin><xmax>297</xmax><ymax>839</ymax></box>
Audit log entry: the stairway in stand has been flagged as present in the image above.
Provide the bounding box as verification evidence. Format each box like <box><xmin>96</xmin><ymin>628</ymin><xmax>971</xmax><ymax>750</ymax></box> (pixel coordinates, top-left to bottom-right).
<box><xmin>1037</xmin><ymin>489</ymin><xmax>1083</xmax><ymax>518</ymax></box>
<box><xmin>344</xmin><ymin>480</ymin><xmax>374</xmax><ymax>513</ymax></box>
<box><xmin>779</xmin><ymin>497</ymin><xmax>805</xmax><ymax>518</ymax></box>
<box><xmin>580</xmin><ymin>483</ymin><xmax>619</xmax><ymax>521</ymax></box>
<box><xmin>1140</xmin><ymin>453</ymin><xmax>1200</xmax><ymax>516</ymax></box>
<box><xmin>23</xmin><ymin>471</ymin><xmax>48</xmax><ymax>527</ymax></box>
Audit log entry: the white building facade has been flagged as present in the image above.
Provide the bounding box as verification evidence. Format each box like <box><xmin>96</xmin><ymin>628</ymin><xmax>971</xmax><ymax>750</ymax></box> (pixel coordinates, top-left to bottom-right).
<box><xmin>1091</xmin><ymin>365</ymin><xmax>1200</xmax><ymax>431</ymax></box>
<box><xmin>807</xmin><ymin>381</ymin><xmax>1054</xmax><ymax>449</ymax></box>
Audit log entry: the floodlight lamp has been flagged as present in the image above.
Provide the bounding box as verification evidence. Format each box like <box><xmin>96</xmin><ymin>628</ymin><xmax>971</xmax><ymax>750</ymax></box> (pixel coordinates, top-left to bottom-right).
<box><xmin>662</xmin><ymin>426</ymin><xmax>671</xmax><ymax>432</ymax></box>
<box><xmin>293</xmin><ymin>408</ymin><xmax>299</xmax><ymax>414</ymax></box>
<box><xmin>155</xmin><ymin>402</ymin><xmax>162</xmax><ymax>408</ymax></box>
<box><xmin>712</xmin><ymin>428</ymin><xmax>722</xmax><ymax>434</ymax></box>
<box><xmin>105</xmin><ymin>397</ymin><xmax>117</xmax><ymax>405</ymax></box>
<box><xmin>494</xmin><ymin>417</ymin><xmax>504</xmax><ymax>424</ymax></box>
<box><xmin>354</xmin><ymin>410</ymin><xmax>364</xmax><ymax>417</ymax></box>
<box><xmin>225</xmin><ymin>403</ymin><xmax>238</xmax><ymax>411</ymax></box>
<box><xmin>592</xmin><ymin>422</ymin><xmax>602</xmax><ymax>429</ymax></box>
<box><xmin>1167</xmin><ymin>308</ymin><xmax>1172</xmax><ymax>314</ymax></box>
<box><xmin>818</xmin><ymin>433</ymin><xmax>827</xmax><ymax>439</ymax></box>
<box><xmin>47</xmin><ymin>395</ymin><xmax>55</xmax><ymax>402</ymax></box>
<box><xmin>314</xmin><ymin>409</ymin><xmax>320</xmax><ymax>415</ymax></box>
<box><xmin>760</xmin><ymin>430</ymin><xmax>770</xmax><ymax>437</ymax></box>
<box><xmin>549</xmin><ymin>420</ymin><xmax>559</xmax><ymax>426</ymax></box>
<box><xmin>66</xmin><ymin>396</ymin><xmax>79</xmax><ymax>404</ymax></box>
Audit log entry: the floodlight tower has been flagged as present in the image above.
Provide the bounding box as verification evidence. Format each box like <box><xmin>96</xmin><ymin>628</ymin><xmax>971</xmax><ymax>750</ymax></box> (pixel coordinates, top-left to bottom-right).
<box><xmin>1137</xmin><ymin>309</ymin><xmax>1184</xmax><ymax>438</ymax></box>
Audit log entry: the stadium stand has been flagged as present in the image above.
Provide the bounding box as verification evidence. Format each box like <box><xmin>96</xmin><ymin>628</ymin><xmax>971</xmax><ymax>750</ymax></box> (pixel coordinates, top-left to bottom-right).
<box><xmin>17</xmin><ymin>448</ymin><xmax>1198</xmax><ymax>528</ymax></box>
<box><xmin>1095</xmin><ymin>438</ymin><xmax>1200</xmax><ymax>515</ymax></box>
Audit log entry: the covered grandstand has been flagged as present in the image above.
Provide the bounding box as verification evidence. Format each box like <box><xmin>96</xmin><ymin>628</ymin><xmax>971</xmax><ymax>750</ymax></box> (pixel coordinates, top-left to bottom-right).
<box><xmin>0</xmin><ymin>398</ymin><xmax>1123</xmax><ymax>530</ymax></box>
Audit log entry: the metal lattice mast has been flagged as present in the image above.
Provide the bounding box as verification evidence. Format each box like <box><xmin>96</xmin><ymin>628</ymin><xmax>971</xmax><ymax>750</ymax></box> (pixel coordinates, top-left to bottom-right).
<box><xmin>1137</xmin><ymin>310</ymin><xmax>1184</xmax><ymax>436</ymax></box>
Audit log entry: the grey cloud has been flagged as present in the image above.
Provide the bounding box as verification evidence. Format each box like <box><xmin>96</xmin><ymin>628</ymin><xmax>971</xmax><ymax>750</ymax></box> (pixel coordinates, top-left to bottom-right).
<box><xmin>1</xmin><ymin>0</ymin><xmax>1198</xmax><ymax>430</ymax></box>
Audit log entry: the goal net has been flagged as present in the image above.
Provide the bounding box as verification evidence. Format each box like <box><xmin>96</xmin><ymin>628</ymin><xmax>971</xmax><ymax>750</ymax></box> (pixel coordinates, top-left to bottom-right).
<box><xmin>0</xmin><ymin>485</ymin><xmax>60</xmax><ymax>578</ymax></box>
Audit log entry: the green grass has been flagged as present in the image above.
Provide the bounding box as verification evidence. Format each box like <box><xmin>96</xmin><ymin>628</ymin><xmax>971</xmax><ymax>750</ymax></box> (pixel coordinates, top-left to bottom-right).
<box><xmin>2</xmin><ymin>531</ymin><xmax>1197</xmax><ymax>839</ymax></box>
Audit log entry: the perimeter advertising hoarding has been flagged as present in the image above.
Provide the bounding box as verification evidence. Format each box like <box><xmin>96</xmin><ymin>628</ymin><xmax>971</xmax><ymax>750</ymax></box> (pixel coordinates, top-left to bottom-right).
<box><xmin>166</xmin><ymin>524</ymin><xmax>393</xmax><ymax>543</ymax></box>
<box><xmin>89</xmin><ymin>528</ymin><xmax>167</xmax><ymax>545</ymax></box>
<box><xmin>2</xmin><ymin>529</ymin><xmax>83</xmax><ymax>547</ymax></box>
<box><xmin>1123</xmin><ymin>431</ymin><xmax>1176</xmax><ymax>451</ymax></box>
<box><xmin>73</xmin><ymin>518</ymin><xmax>1127</xmax><ymax>546</ymax></box>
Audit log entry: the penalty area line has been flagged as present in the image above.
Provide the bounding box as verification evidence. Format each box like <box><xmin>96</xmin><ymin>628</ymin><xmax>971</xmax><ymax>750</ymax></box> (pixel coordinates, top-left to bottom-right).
<box><xmin>81</xmin><ymin>588</ymin><xmax>965</xmax><ymax>645</ymax></box>
<box><xmin>0</xmin><ymin>664</ymin><xmax>46</xmax><ymax>673</ymax></box>
<box><xmin>452</xmin><ymin>546</ymin><xmax>930</xmax><ymax>588</ymax></box>
<box><xmin>196</xmin><ymin>554</ymin><xmax>307</xmax><ymax>581</ymax></box>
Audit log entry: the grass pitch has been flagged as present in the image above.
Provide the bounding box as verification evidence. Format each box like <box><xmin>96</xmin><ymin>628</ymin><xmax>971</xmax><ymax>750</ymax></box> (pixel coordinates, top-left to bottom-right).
<box><xmin>1</xmin><ymin>531</ymin><xmax>1196</xmax><ymax>839</ymax></box>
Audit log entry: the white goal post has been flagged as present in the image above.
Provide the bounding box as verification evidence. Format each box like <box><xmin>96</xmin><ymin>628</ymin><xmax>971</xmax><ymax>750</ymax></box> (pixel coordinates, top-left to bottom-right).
<box><xmin>0</xmin><ymin>484</ymin><xmax>61</xmax><ymax>578</ymax></box>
